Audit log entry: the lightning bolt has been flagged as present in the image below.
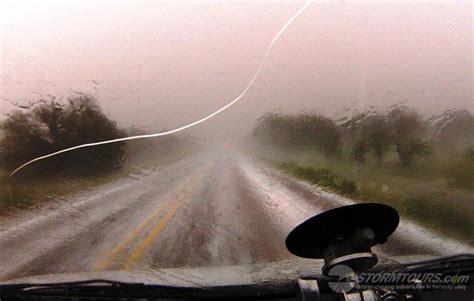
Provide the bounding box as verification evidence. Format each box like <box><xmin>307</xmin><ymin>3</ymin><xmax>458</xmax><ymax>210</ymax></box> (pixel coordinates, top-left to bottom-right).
<box><xmin>9</xmin><ymin>0</ymin><xmax>311</xmax><ymax>177</ymax></box>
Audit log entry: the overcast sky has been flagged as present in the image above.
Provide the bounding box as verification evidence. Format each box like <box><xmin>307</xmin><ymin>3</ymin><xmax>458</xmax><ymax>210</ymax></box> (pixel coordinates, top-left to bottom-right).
<box><xmin>1</xmin><ymin>1</ymin><xmax>472</xmax><ymax>138</ymax></box>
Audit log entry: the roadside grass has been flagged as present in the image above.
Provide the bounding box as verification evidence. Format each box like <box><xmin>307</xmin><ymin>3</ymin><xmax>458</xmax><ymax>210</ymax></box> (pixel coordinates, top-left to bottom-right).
<box><xmin>0</xmin><ymin>168</ymin><xmax>124</xmax><ymax>213</ymax></box>
<box><xmin>253</xmin><ymin>146</ymin><xmax>474</xmax><ymax>246</ymax></box>
<box><xmin>0</xmin><ymin>141</ymin><xmax>198</xmax><ymax>214</ymax></box>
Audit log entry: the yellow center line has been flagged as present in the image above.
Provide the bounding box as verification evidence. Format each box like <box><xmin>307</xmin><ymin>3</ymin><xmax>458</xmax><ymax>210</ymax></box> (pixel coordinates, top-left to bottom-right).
<box><xmin>121</xmin><ymin>201</ymin><xmax>182</xmax><ymax>271</ymax></box>
<box><xmin>94</xmin><ymin>202</ymin><xmax>166</xmax><ymax>271</ymax></box>
<box><xmin>93</xmin><ymin>165</ymin><xmax>211</xmax><ymax>272</ymax></box>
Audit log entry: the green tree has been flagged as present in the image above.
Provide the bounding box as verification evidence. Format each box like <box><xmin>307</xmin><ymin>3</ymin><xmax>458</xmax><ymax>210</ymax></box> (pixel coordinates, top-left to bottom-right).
<box><xmin>352</xmin><ymin>139</ymin><xmax>368</xmax><ymax>164</ymax></box>
<box><xmin>387</xmin><ymin>107</ymin><xmax>429</xmax><ymax>166</ymax></box>
<box><xmin>361</xmin><ymin>115</ymin><xmax>391</xmax><ymax>163</ymax></box>
<box><xmin>0</xmin><ymin>95</ymin><xmax>126</xmax><ymax>174</ymax></box>
<box><xmin>253</xmin><ymin>112</ymin><xmax>341</xmax><ymax>157</ymax></box>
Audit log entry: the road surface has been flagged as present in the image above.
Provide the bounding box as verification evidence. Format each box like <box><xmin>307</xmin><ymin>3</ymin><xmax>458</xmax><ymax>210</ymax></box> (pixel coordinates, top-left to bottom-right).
<box><xmin>0</xmin><ymin>150</ymin><xmax>472</xmax><ymax>281</ymax></box>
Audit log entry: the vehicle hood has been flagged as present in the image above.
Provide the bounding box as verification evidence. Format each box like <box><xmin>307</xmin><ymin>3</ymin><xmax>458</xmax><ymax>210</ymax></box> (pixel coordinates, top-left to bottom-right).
<box><xmin>0</xmin><ymin>256</ymin><xmax>428</xmax><ymax>288</ymax></box>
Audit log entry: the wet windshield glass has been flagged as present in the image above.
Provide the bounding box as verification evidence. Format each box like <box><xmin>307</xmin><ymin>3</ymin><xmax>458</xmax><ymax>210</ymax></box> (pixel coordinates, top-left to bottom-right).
<box><xmin>0</xmin><ymin>0</ymin><xmax>472</xmax><ymax>284</ymax></box>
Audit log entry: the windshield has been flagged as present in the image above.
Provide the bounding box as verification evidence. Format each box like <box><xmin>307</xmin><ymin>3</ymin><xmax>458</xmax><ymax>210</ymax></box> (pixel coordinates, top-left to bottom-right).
<box><xmin>0</xmin><ymin>0</ymin><xmax>472</xmax><ymax>285</ymax></box>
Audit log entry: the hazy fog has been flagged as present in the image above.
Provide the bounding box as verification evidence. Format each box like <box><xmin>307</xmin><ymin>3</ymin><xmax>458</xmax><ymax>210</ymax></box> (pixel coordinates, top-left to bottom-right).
<box><xmin>1</xmin><ymin>1</ymin><xmax>472</xmax><ymax>138</ymax></box>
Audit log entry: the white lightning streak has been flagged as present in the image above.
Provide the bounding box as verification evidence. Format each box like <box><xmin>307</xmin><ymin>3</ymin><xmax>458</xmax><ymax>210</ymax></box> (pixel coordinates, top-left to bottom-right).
<box><xmin>10</xmin><ymin>0</ymin><xmax>311</xmax><ymax>177</ymax></box>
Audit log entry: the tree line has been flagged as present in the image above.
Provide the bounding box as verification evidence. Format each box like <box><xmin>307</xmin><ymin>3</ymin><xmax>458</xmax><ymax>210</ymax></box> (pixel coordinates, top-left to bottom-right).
<box><xmin>0</xmin><ymin>96</ymin><xmax>127</xmax><ymax>175</ymax></box>
<box><xmin>253</xmin><ymin>106</ymin><xmax>474</xmax><ymax>166</ymax></box>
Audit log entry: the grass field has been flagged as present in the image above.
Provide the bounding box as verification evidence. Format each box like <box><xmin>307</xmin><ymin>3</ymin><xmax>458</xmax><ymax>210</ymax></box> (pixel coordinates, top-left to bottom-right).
<box><xmin>249</xmin><ymin>144</ymin><xmax>474</xmax><ymax>246</ymax></box>
<box><xmin>0</xmin><ymin>170</ymin><xmax>121</xmax><ymax>213</ymax></box>
<box><xmin>0</xmin><ymin>140</ymin><xmax>197</xmax><ymax>214</ymax></box>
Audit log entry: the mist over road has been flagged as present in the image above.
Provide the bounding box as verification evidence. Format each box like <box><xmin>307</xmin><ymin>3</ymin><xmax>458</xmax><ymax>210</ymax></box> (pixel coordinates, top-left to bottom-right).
<box><xmin>0</xmin><ymin>149</ymin><xmax>471</xmax><ymax>281</ymax></box>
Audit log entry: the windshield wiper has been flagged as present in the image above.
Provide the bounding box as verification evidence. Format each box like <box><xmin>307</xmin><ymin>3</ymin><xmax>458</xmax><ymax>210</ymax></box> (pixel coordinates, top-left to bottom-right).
<box><xmin>0</xmin><ymin>278</ymin><xmax>291</xmax><ymax>299</ymax></box>
<box><xmin>403</xmin><ymin>253</ymin><xmax>474</xmax><ymax>274</ymax></box>
<box><xmin>0</xmin><ymin>279</ymin><xmax>207</xmax><ymax>298</ymax></box>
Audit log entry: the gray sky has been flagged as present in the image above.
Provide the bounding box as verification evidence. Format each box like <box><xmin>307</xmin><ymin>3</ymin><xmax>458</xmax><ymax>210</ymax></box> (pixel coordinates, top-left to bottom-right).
<box><xmin>1</xmin><ymin>1</ymin><xmax>472</xmax><ymax>138</ymax></box>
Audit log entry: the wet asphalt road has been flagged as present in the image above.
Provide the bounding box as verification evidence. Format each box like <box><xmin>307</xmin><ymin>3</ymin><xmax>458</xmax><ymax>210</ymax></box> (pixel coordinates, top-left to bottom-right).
<box><xmin>0</xmin><ymin>150</ymin><xmax>472</xmax><ymax>281</ymax></box>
